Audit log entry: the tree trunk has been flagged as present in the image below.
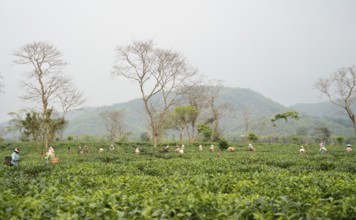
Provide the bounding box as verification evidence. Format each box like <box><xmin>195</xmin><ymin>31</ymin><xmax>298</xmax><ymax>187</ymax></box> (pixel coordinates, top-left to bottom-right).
<box><xmin>179</xmin><ymin>128</ymin><xmax>184</xmax><ymax>143</ymax></box>
<box><xmin>212</xmin><ymin>120</ymin><xmax>219</xmax><ymax>141</ymax></box>
<box><xmin>186</xmin><ymin>126</ymin><xmax>191</xmax><ymax>143</ymax></box>
<box><xmin>153</xmin><ymin>133</ymin><xmax>158</xmax><ymax>148</ymax></box>
<box><xmin>345</xmin><ymin>107</ymin><xmax>356</xmax><ymax>134</ymax></box>
<box><xmin>191</xmin><ymin>120</ymin><xmax>197</xmax><ymax>142</ymax></box>
<box><xmin>270</xmin><ymin>126</ymin><xmax>275</xmax><ymax>144</ymax></box>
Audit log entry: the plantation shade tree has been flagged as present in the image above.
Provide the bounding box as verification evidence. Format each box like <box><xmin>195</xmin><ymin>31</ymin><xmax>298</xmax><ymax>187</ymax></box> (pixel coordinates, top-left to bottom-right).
<box><xmin>13</xmin><ymin>41</ymin><xmax>85</xmax><ymax>148</ymax></box>
<box><xmin>170</xmin><ymin>105</ymin><xmax>200</xmax><ymax>143</ymax></box>
<box><xmin>271</xmin><ymin>111</ymin><xmax>300</xmax><ymax>127</ymax></box>
<box><xmin>177</xmin><ymin>84</ymin><xmax>210</xmax><ymax>141</ymax></box>
<box><xmin>315</xmin><ymin>66</ymin><xmax>356</xmax><ymax>134</ymax></box>
<box><xmin>270</xmin><ymin>111</ymin><xmax>300</xmax><ymax>143</ymax></box>
<box><xmin>100</xmin><ymin>110</ymin><xmax>126</xmax><ymax>141</ymax></box>
<box><xmin>205</xmin><ymin>82</ymin><xmax>235</xmax><ymax>141</ymax></box>
<box><xmin>242</xmin><ymin>106</ymin><xmax>252</xmax><ymax>143</ymax></box>
<box><xmin>312</xmin><ymin>126</ymin><xmax>331</xmax><ymax>142</ymax></box>
<box><xmin>112</xmin><ymin>40</ymin><xmax>198</xmax><ymax>147</ymax></box>
<box><xmin>19</xmin><ymin>109</ymin><xmax>67</xmax><ymax>145</ymax></box>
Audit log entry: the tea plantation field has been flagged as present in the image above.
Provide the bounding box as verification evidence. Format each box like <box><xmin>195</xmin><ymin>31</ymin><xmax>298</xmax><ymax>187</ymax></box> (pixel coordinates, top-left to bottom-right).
<box><xmin>1</xmin><ymin>142</ymin><xmax>356</xmax><ymax>219</ymax></box>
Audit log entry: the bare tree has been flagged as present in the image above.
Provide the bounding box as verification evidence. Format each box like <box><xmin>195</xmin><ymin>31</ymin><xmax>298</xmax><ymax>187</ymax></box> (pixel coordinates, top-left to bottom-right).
<box><xmin>13</xmin><ymin>41</ymin><xmax>85</xmax><ymax>148</ymax></box>
<box><xmin>315</xmin><ymin>66</ymin><xmax>356</xmax><ymax>134</ymax></box>
<box><xmin>205</xmin><ymin>82</ymin><xmax>235</xmax><ymax>141</ymax></box>
<box><xmin>101</xmin><ymin>110</ymin><xmax>126</xmax><ymax>141</ymax></box>
<box><xmin>242</xmin><ymin>106</ymin><xmax>252</xmax><ymax>143</ymax></box>
<box><xmin>254</xmin><ymin>116</ymin><xmax>270</xmax><ymax>137</ymax></box>
<box><xmin>58</xmin><ymin>87</ymin><xmax>85</xmax><ymax>117</ymax></box>
<box><xmin>112</xmin><ymin>40</ymin><xmax>197</xmax><ymax>147</ymax></box>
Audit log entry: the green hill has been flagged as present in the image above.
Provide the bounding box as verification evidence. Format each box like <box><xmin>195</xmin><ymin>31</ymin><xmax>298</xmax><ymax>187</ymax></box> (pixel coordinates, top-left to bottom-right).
<box><xmin>64</xmin><ymin>99</ymin><xmax>146</xmax><ymax>138</ymax></box>
<box><xmin>62</xmin><ymin>87</ymin><xmax>355</xmax><ymax>139</ymax></box>
<box><xmin>2</xmin><ymin>87</ymin><xmax>355</xmax><ymax>140</ymax></box>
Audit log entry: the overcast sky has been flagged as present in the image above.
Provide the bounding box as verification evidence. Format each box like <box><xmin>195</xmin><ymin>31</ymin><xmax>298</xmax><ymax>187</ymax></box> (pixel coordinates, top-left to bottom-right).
<box><xmin>1</xmin><ymin>0</ymin><xmax>356</xmax><ymax>122</ymax></box>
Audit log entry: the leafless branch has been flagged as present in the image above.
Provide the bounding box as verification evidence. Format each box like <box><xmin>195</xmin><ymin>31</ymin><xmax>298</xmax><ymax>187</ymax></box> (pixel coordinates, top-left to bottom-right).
<box><xmin>112</xmin><ymin>40</ymin><xmax>198</xmax><ymax>146</ymax></box>
<box><xmin>14</xmin><ymin>42</ymin><xmax>84</xmax><ymax>115</ymax></box>
<box><xmin>101</xmin><ymin>110</ymin><xmax>126</xmax><ymax>141</ymax></box>
<box><xmin>314</xmin><ymin>66</ymin><xmax>356</xmax><ymax>133</ymax></box>
<box><xmin>13</xmin><ymin>41</ymin><xmax>85</xmax><ymax>147</ymax></box>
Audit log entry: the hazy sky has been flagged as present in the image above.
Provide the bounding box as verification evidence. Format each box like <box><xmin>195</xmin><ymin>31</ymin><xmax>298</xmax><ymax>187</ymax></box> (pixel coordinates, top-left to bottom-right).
<box><xmin>1</xmin><ymin>0</ymin><xmax>356</xmax><ymax>122</ymax></box>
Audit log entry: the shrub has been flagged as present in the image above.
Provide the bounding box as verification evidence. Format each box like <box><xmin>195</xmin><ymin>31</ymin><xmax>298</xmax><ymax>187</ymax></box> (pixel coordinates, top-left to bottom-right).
<box><xmin>289</xmin><ymin>135</ymin><xmax>299</xmax><ymax>144</ymax></box>
<box><xmin>197</xmin><ymin>124</ymin><xmax>212</xmax><ymax>142</ymax></box>
<box><xmin>218</xmin><ymin>139</ymin><xmax>229</xmax><ymax>150</ymax></box>
<box><xmin>336</xmin><ymin>136</ymin><xmax>344</xmax><ymax>145</ymax></box>
<box><xmin>248</xmin><ymin>133</ymin><xmax>259</xmax><ymax>143</ymax></box>
<box><xmin>140</xmin><ymin>132</ymin><xmax>150</xmax><ymax>142</ymax></box>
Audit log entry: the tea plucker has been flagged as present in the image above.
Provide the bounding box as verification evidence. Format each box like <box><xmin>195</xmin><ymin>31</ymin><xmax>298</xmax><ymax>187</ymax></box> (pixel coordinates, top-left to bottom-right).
<box><xmin>11</xmin><ymin>147</ymin><xmax>20</xmax><ymax>166</ymax></box>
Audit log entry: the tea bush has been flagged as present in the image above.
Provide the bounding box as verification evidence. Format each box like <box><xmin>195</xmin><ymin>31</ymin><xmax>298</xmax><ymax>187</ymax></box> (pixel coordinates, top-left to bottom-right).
<box><xmin>1</xmin><ymin>142</ymin><xmax>356</xmax><ymax>219</ymax></box>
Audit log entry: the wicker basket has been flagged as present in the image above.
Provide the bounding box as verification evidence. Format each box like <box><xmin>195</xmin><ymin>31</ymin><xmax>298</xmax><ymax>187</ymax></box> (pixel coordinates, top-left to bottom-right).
<box><xmin>4</xmin><ymin>156</ymin><xmax>11</xmax><ymax>166</ymax></box>
<box><xmin>50</xmin><ymin>157</ymin><xmax>59</xmax><ymax>164</ymax></box>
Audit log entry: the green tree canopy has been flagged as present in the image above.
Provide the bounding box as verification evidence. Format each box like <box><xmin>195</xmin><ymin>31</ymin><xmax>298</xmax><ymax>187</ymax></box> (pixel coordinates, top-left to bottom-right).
<box><xmin>171</xmin><ymin>105</ymin><xmax>200</xmax><ymax>142</ymax></box>
<box><xmin>9</xmin><ymin>109</ymin><xmax>67</xmax><ymax>153</ymax></box>
<box><xmin>197</xmin><ymin>124</ymin><xmax>212</xmax><ymax>142</ymax></box>
<box><xmin>271</xmin><ymin>111</ymin><xmax>300</xmax><ymax>127</ymax></box>
<box><xmin>248</xmin><ymin>133</ymin><xmax>259</xmax><ymax>143</ymax></box>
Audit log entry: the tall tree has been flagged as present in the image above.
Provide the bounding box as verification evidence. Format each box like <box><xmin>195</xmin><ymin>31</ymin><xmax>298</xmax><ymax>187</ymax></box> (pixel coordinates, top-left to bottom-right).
<box><xmin>7</xmin><ymin>109</ymin><xmax>66</xmax><ymax>154</ymax></box>
<box><xmin>112</xmin><ymin>40</ymin><xmax>197</xmax><ymax>147</ymax></box>
<box><xmin>13</xmin><ymin>42</ymin><xmax>85</xmax><ymax>148</ymax></box>
<box><xmin>296</xmin><ymin>126</ymin><xmax>309</xmax><ymax>144</ymax></box>
<box><xmin>171</xmin><ymin>105</ymin><xmax>200</xmax><ymax>143</ymax></box>
<box><xmin>271</xmin><ymin>111</ymin><xmax>300</xmax><ymax>127</ymax></box>
<box><xmin>22</xmin><ymin>109</ymin><xmax>67</xmax><ymax>144</ymax></box>
<box><xmin>178</xmin><ymin>84</ymin><xmax>209</xmax><ymax>141</ymax></box>
<box><xmin>205</xmin><ymin>82</ymin><xmax>234</xmax><ymax>141</ymax></box>
<box><xmin>313</xmin><ymin>126</ymin><xmax>331</xmax><ymax>142</ymax></box>
<box><xmin>197</xmin><ymin>124</ymin><xmax>212</xmax><ymax>142</ymax></box>
<box><xmin>270</xmin><ymin>111</ymin><xmax>300</xmax><ymax>143</ymax></box>
<box><xmin>100</xmin><ymin>110</ymin><xmax>126</xmax><ymax>141</ymax></box>
<box><xmin>315</xmin><ymin>66</ymin><xmax>356</xmax><ymax>134</ymax></box>
<box><xmin>242</xmin><ymin>106</ymin><xmax>252</xmax><ymax>143</ymax></box>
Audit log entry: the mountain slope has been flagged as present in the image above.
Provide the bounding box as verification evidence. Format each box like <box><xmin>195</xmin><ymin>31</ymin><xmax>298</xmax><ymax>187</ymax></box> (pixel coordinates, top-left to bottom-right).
<box><xmin>63</xmin><ymin>99</ymin><xmax>146</xmax><ymax>137</ymax></box>
<box><xmin>1</xmin><ymin>87</ymin><xmax>355</xmax><ymax>139</ymax></box>
<box><xmin>63</xmin><ymin>87</ymin><xmax>355</xmax><ymax>138</ymax></box>
<box><xmin>219</xmin><ymin>87</ymin><xmax>287</xmax><ymax>116</ymax></box>
<box><xmin>291</xmin><ymin>102</ymin><xmax>346</xmax><ymax>118</ymax></box>
<box><xmin>62</xmin><ymin>87</ymin><xmax>289</xmax><ymax>138</ymax></box>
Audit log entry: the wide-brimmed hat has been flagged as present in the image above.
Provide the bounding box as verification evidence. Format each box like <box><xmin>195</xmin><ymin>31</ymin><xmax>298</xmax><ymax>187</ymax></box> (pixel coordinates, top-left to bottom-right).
<box><xmin>15</xmin><ymin>148</ymin><xmax>20</xmax><ymax>153</ymax></box>
<box><xmin>347</xmin><ymin>144</ymin><xmax>352</xmax><ymax>147</ymax></box>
